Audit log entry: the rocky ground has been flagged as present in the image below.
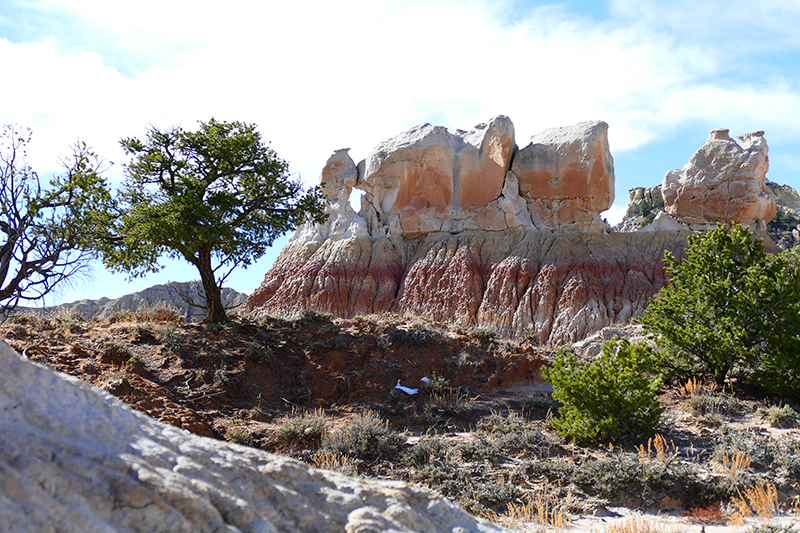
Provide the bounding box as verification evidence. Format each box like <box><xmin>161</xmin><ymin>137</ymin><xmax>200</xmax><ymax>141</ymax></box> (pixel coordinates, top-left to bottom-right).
<box><xmin>3</xmin><ymin>306</ymin><xmax>799</xmax><ymax>532</ymax></box>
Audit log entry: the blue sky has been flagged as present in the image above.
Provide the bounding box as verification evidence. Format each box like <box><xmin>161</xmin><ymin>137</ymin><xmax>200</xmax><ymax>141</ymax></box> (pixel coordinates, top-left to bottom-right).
<box><xmin>2</xmin><ymin>0</ymin><xmax>800</xmax><ymax>305</ymax></box>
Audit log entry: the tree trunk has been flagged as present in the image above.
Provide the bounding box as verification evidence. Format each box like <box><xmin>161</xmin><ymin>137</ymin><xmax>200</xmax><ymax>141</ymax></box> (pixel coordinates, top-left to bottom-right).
<box><xmin>195</xmin><ymin>248</ymin><xmax>228</xmax><ymax>324</ymax></box>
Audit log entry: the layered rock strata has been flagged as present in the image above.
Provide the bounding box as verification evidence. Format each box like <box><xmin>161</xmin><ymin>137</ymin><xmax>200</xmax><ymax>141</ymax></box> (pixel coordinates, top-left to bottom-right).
<box><xmin>245</xmin><ymin>120</ymin><xmax>779</xmax><ymax>344</ymax></box>
<box><xmin>245</xmin><ymin>230</ymin><xmax>690</xmax><ymax>345</ymax></box>
<box><xmin>0</xmin><ymin>340</ymin><xmax>503</xmax><ymax>533</ymax></box>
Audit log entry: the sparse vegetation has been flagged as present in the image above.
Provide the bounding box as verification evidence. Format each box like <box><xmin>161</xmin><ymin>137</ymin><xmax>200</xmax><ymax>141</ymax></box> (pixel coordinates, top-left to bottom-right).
<box><xmin>272</xmin><ymin>409</ymin><xmax>327</xmax><ymax>451</ymax></box>
<box><xmin>757</xmin><ymin>404</ymin><xmax>799</xmax><ymax>427</ymax></box>
<box><xmin>323</xmin><ymin>410</ymin><xmax>405</xmax><ymax>463</ymax></box>
<box><xmin>473</xmin><ymin>327</ymin><xmax>498</xmax><ymax>342</ymax></box>
<box><xmin>2</xmin><ymin>310</ymin><xmax>799</xmax><ymax>530</ymax></box>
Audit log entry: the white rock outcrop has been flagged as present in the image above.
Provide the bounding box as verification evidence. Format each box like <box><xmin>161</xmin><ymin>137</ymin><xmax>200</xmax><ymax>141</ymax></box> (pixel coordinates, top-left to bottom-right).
<box><xmin>661</xmin><ymin>129</ymin><xmax>776</xmax><ymax>230</ymax></box>
<box><xmin>289</xmin><ymin>148</ymin><xmax>369</xmax><ymax>243</ymax></box>
<box><xmin>300</xmin><ymin>117</ymin><xmax>615</xmax><ymax>239</ymax></box>
<box><xmin>0</xmin><ymin>341</ymin><xmax>505</xmax><ymax>533</ymax></box>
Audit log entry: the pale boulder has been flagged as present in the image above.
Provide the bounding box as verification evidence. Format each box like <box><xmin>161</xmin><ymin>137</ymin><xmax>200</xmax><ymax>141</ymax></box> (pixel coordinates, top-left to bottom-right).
<box><xmin>0</xmin><ymin>340</ymin><xmax>505</xmax><ymax>533</ymax></box>
<box><xmin>320</xmin><ymin>148</ymin><xmax>358</xmax><ymax>202</ymax></box>
<box><xmin>662</xmin><ymin>129</ymin><xmax>776</xmax><ymax>229</ymax></box>
<box><xmin>290</xmin><ymin>149</ymin><xmax>368</xmax><ymax>243</ymax></box>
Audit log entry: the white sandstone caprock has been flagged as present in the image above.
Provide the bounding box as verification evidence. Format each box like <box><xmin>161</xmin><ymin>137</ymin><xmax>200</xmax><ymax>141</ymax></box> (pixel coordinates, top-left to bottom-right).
<box><xmin>662</xmin><ymin>129</ymin><xmax>777</xmax><ymax>230</ymax></box>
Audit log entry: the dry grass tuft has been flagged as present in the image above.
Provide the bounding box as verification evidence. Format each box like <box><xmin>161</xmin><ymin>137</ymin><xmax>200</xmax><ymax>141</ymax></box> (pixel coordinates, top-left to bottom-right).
<box><xmin>636</xmin><ymin>434</ymin><xmax>679</xmax><ymax>465</ymax></box>
<box><xmin>135</xmin><ymin>302</ymin><xmax>186</xmax><ymax>324</ymax></box>
<box><xmin>600</xmin><ymin>516</ymin><xmax>679</xmax><ymax>533</ymax></box>
<box><xmin>718</xmin><ymin>451</ymin><xmax>752</xmax><ymax>483</ymax></box>
<box><xmin>483</xmin><ymin>487</ymin><xmax>572</xmax><ymax>532</ymax></box>
<box><xmin>677</xmin><ymin>377</ymin><xmax>717</xmax><ymax>398</ymax></box>
<box><xmin>730</xmin><ymin>482</ymin><xmax>779</xmax><ymax>525</ymax></box>
<box><xmin>308</xmin><ymin>450</ymin><xmax>356</xmax><ymax>474</ymax></box>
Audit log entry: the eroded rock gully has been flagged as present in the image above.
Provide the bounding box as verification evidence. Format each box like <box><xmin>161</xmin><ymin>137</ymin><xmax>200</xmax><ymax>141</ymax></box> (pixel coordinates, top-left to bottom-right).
<box><xmin>245</xmin><ymin>230</ymin><xmax>692</xmax><ymax>345</ymax></box>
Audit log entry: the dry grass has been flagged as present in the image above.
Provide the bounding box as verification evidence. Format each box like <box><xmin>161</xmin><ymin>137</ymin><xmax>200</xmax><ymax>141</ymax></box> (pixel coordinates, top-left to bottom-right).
<box><xmin>483</xmin><ymin>487</ymin><xmax>572</xmax><ymax>532</ymax></box>
<box><xmin>718</xmin><ymin>451</ymin><xmax>752</xmax><ymax>483</ymax></box>
<box><xmin>134</xmin><ymin>302</ymin><xmax>186</xmax><ymax>324</ymax></box>
<box><xmin>308</xmin><ymin>450</ymin><xmax>356</xmax><ymax>474</ymax></box>
<box><xmin>599</xmin><ymin>516</ymin><xmax>683</xmax><ymax>533</ymax></box>
<box><xmin>636</xmin><ymin>434</ymin><xmax>679</xmax><ymax>465</ymax></box>
<box><xmin>729</xmin><ymin>482</ymin><xmax>779</xmax><ymax>525</ymax></box>
<box><xmin>676</xmin><ymin>377</ymin><xmax>717</xmax><ymax>398</ymax></box>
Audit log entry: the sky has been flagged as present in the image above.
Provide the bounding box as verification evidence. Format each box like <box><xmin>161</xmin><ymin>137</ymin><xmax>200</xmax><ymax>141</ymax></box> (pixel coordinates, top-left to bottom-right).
<box><xmin>2</xmin><ymin>0</ymin><xmax>800</xmax><ymax>305</ymax></box>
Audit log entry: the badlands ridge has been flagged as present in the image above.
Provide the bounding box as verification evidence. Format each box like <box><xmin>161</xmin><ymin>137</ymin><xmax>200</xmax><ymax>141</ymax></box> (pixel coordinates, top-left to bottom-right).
<box><xmin>243</xmin><ymin>118</ymin><xmax>777</xmax><ymax>344</ymax></box>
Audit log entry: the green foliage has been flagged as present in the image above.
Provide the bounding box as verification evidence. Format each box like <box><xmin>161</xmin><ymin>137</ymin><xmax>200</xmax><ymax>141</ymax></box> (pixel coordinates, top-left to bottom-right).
<box><xmin>273</xmin><ymin>409</ymin><xmax>327</xmax><ymax>451</ymax></box>
<box><xmin>543</xmin><ymin>338</ymin><xmax>663</xmax><ymax>444</ymax></box>
<box><xmin>640</xmin><ymin>223</ymin><xmax>800</xmax><ymax>395</ymax></box>
<box><xmin>101</xmin><ymin>119</ymin><xmax>328</xmax><ymax>323</ymax></box>
<box><xmin>683</xmin><ymin>392</ymin><xmax>740</xmax><ymax>416</ymax></box>
<box><xmin>637</xmin><ymin>195</ymin><xmax>665</xmax><ymax>227</ymax></box>
<box><xmin>473</xmin><ymin>327</ymin><xmax>498</xmax><ymax>342</ymax></box>
<box><xmin>301</xmin><ymin>308</ymin><xmax>332</xmax><ymax>323</ymax></box>
<box><xmin>757</xmin><ymin>404</ymin><xmax>799</xmax><ymax>427</ymax></box>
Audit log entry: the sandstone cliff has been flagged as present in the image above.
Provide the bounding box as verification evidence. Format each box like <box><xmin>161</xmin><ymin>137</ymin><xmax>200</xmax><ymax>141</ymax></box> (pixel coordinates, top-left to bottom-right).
<box><xmin>244</xmin><ymin>119</ymin><xmax>779</xmax><ymax>345</ymax></box>
<box><xmin>0</xmin><ymin>340</ymin><xmax>504</xmax><ymax>533</ymax></box>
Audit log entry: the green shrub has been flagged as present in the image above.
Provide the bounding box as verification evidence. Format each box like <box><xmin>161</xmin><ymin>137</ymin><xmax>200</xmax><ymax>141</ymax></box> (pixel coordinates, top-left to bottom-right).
<box><xmin>473</xmin><ymin>327</ymin><xmax>498</xmax><ymax>342</ymax></box>
<box><xmin>683</xmin><ymin>392</ymin><xmax>740</xmax><ymax>416</ymax></box>
<box><xmin>244</xmin><ymin>340</ymin><xmax>273</xmax><ymax>364</ymax></box>
<box><xmin>640</xmin><ymin>223</ymin><xmax>800</xmax><ymax>394</ymax></box>
<box><xmin>273</xmin><ymin>409</ymin><xmax>327</xmax><ymax>451</ymax></box>
<box><xmin>757</xmin><ymin>404</ymin><xmax>799</xmax><ymax>427</ymax></box>
<box><xmin>389</xmin><ymin>325</ymin><xmax>439</xmax><ymax>347</ymax></box>
<box><xmin>154</xmin><ymin>325</ymin><xmax>184</xmax><ymax>352</ymax></box>
<box><xmin>543</xmin><ymin>338</ymin><xmax>663</xmax><ymax>444</ymax></box>
<box><xmin>302</xmin><ymin>308</ymin><xmax>332</xmax><ymax>323</ymax></box>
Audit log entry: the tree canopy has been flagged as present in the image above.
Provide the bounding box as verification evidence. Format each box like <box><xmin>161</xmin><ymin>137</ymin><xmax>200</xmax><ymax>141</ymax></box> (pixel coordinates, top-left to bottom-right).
<box><xmin>640</xmin><ymin>223</ymin><xmax>800</xmax><ymax>396</ymax></box>
<box><xmin>0</xmin><ymin>125</ymin><xmax>112</xmax><ymax>314</ymax></box>
<box><xmin>101</xmin><ymin>119</ymin><xmax>328</xmax><ymax>323</ymax></box>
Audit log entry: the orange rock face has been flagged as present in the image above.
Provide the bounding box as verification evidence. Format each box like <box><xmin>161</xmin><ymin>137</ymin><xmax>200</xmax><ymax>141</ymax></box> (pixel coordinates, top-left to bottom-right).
<box><xmin>511</xmin><ymin>120</ymin><xmax>615</xmax><ymax>224</ymax></box>
<box><xmin>357</xmin><ymin>117</ymin><xmax>518</xmax><ymax>237</ymax></box>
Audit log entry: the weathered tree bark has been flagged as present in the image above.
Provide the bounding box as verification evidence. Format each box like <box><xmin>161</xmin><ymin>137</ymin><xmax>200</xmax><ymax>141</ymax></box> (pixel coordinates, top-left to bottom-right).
<box><xmin>193</xmin><ymin>247</ymin><xmax>228</xmax><ymax>324</ymax></box>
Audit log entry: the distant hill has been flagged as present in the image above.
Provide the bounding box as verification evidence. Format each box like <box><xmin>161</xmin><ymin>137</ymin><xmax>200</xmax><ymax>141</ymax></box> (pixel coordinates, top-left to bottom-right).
<box><xmin>11</xmin><ymin>281</ymin><xmax>248</xmax><ymax>323</ymax></box>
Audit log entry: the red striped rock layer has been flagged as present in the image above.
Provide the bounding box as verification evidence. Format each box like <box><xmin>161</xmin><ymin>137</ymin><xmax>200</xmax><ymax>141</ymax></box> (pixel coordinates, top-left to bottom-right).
<box><xmin>243</xmin><ymin>230</ymin><xmax>691</xmax><ymax>345</ymax></box>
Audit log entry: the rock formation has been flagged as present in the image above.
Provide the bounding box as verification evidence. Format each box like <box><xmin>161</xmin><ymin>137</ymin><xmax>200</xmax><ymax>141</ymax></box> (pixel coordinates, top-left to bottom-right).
<box><xmin>511</xmin><ymin>121</ymin><xmax>614</xmax><ymax>232</ymax></box>
<box><xmin>765</xmin><ymin>181</ymin><xmax>800</xmax><ymax>250</ymax></box>
<box><xmin>12</xmin><ymin>282</ymin><xmax>248</xmax><ymax>323</ymax></box>
<box><xmin>0</xmin><ymin>340</ymin><xmax>504</xmax><ymax>533</ymax></box>
<box><xmin>244</xmin><ymin>120</ymin><xmax>779</xmax><ymax>345</ymax></box>
<box><xmin>662</xmin><ymin>129</ymin><xmax>776</xmax><ymax>230</ymax></box>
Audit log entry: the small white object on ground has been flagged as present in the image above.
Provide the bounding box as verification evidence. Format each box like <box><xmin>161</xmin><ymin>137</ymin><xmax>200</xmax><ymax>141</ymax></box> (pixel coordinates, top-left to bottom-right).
<box><xmin>395</xmin><ymin>379</ymin><xmax>418</xmax><ymax>395</ymax></box>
